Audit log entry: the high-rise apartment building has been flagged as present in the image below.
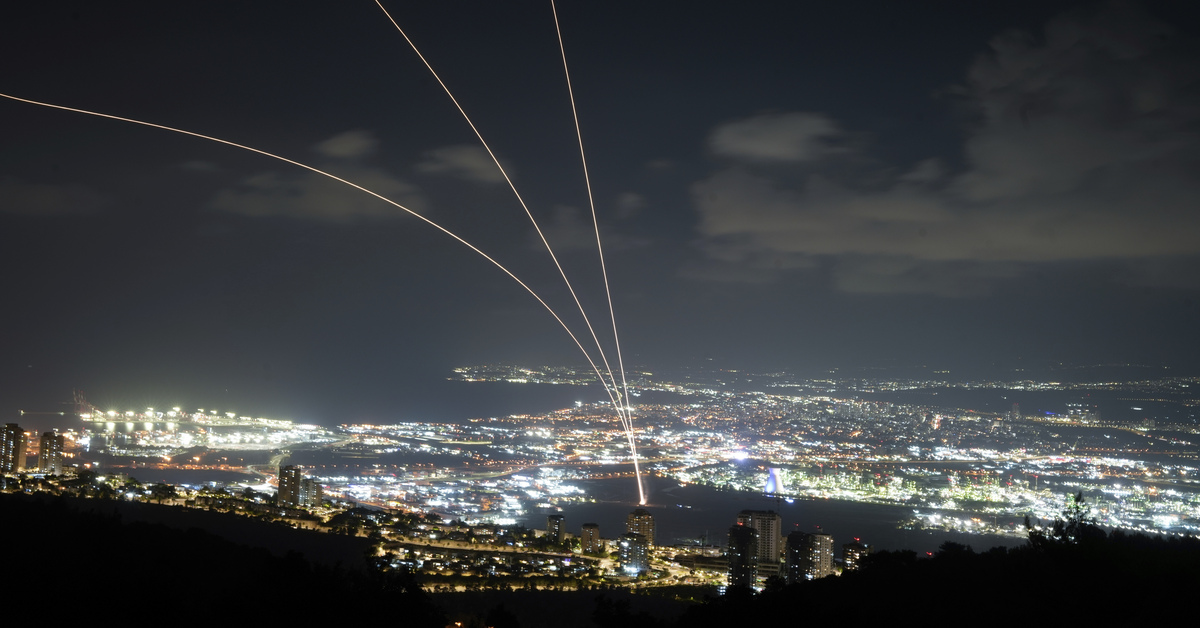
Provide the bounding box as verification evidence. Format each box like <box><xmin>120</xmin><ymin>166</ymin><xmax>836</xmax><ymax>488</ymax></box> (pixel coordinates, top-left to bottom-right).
<box><xmin>278</xmin><ymin>465</ymin><xmax>321</xmax><ymax>508</ymax></box>
<box><xmin>38</xmin><ymin>432</ymin><xmax>64</xmax><ymax>475</ymax></box>
<box><xmin>786</xmin><ymin>531</ymin><xmax>834</xmax><ymax>582</ymax></box>
<box><xmin>1</xmin><ymin>423</ymin><xmax>27</xmax><ymax>474</ymax></box>
<box><xmin>727</xmin><ymin>524</ymin><xmax>759</xmax><ymax>589</ymax></box>
<box><xmin>547</xmin><ymin>514</ymin><xmax>565</xmax><ymax>543</ymax></box>
<box><xmin>299</xmin><ymin>477</ymin><xmax>322</xmax><ymax>508</ymax></box>
<box><xmin>736</xmin><ymin>510</ymin><xmax>782</xmax><ymax>575</ymax></box>
<box><xmin>618</xmin><ymin>533</ymin><xmax>650</xmax><ymax>575</ymax></box>
<box><xmin>581</xmin><ymin>523</ymin><xmax>602</xmax><ymax>554</ymax></box>
<box><xmin>627</xmin><ymin>508</ymin><xmax>655</xmax><ymax>546</ymax></box>
<box><xmin>842</xmin><ymin>540</ymin><xmax>871</xmax><ymax>572</ymax></box>
<box><xmin>278</xmin><ymin>465</ymin><xmax>302</xmax><ymax>505</ymax></box>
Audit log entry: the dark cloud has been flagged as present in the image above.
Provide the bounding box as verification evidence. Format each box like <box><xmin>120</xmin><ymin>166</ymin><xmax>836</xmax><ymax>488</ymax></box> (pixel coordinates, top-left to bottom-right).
<box><xmin>416</xmin><ymin>145</ymin><xmax>508</xmax><ymax>184</ymax></box>
<box><xmin>954</xmin><ymin>2</ymin><xmax>1195</xmax><ymax>203</ymax></box>
<box><xmin>691</xmin><ymin>3</ymin><xmax>1200</xmax><ymax>294</ymax></box>
<box><xmin>208</xmin><ymin>131</ymin><xmax>427</xmax><ymax>221</ymax></box>
<box><xmin>614</xmin><ymin>192</ymin><xmax>645</xmax><ymax>219</ymax></box>
<box><xmin>211</xmin><ymin>169</ymin><xmax>427</xmax><ymax>223</ymax></box>
<box><xmin>313</xmin><ymin>130</ymin><xmax>378</xmax><ymax>160</ymax></box>
<box><xmin>709</xmin><ymin>112</ymin><xmax>847</xmax><ymax>162</ymax></box>
<box><xmin>898</xmin><ymin>159</ymin><xmax>945</xmax><ymax>184</ymax></box>
<box><xmin>209</xmin><ymin>167</ymin><xmax>425</xmax><ymax>221</ymax></box>
<box><xmin>534</xmin><ymin>205</ymin><xmax>649</xmax><ymax>253</ymax></box>
<box><xmin>536</xmin><ymin>205</ymin><xmax>594</xmax><ymax>251</ymax></box>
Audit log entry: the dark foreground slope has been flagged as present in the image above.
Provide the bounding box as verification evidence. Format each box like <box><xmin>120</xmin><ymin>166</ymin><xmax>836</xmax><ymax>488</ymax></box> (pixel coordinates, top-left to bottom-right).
<box><xmin>5</xmin><ymin>492</ymin><xmax>1197</xmax><ymax>626</ymax></box>
<box><xmin>0</xmin><ymin>493</ymin><xmax>444</xmax><ymax>625</ymax></box>
<box><xmin>680</xmin><ymin>533</ymin><xmax>1200</xmax><ymax>626</ymax></box>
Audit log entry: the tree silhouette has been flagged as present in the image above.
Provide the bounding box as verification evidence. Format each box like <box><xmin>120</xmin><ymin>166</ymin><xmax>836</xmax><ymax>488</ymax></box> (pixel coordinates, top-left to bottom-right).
<box><xmin>150</xmin><ymin>483</ymin><xmax>177</xmax><ymax>504</ymax></box>
<box><xmin>1026</xmin><ymin>491</ymin><xmax>1106</xmax><ymax>549</ymax></box>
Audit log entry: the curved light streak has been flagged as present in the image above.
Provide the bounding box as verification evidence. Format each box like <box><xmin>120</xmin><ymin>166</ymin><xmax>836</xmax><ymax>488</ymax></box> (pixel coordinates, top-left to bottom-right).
<box><xmin>372</xmin><ymin>1</ymin><xmax>626</xmax><ymax>407</ymax></box>
<box><xmin>0</xmin><ymin>92</ymin><xmax>634</xmax><ymax>427</ymax></box>
<box><xmin>551</xmin><ymin>0</ymin><xmax>642</xmax><ymax>504</ymax></box>
<box><xmin>376</xmin><ymin>1</ymin><xmax>644</xmax><ymax>503</ymax></box>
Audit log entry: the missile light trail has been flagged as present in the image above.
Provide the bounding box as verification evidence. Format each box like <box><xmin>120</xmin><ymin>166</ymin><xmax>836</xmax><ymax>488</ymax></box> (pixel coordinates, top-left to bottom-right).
<box><xmin>373</xmin><ymin>1</ymin><xmax>627</xmax><ymax>402</ymax></box>
<box><xmin>551</xmin><ymin>0</ymin><xmax>642</xmax><ymax>504</ymax></box>
<box><xmin>0</xmin><ymin>92</ymin><xmax>634</xmax><ymax>435</ymax></box>
<box><xmin>376</xmin><ymin>0</ymin><xmax>645</xmax><ymax>503</ymax></box>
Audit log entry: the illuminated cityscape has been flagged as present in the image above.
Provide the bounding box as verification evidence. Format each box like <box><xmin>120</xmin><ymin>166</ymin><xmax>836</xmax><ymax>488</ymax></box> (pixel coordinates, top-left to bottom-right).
<box><xmin>4</xmin><ymin>366</ymin><xmax>1199</xmax><ymax>597</ymax></box>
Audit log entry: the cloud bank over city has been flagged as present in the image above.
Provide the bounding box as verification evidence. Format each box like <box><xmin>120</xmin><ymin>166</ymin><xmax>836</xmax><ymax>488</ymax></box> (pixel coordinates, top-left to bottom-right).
<box><xmin>690</xmin><ymin>3</ymin><xmax>1200</xmax><ymax>295</ymax></box>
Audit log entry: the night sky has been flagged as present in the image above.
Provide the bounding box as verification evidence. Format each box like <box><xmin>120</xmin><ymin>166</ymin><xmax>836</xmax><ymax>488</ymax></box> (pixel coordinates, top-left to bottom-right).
<box><xmin>2</xmin><ymin>1</ymin><xmax>1198</xmax><ymax>423</ymax></box>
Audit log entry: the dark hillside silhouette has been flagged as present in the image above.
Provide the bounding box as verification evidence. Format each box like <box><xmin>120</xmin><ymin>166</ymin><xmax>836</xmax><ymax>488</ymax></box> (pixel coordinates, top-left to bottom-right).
<box><xmin>1</xmin><ymin>493</ymin><xmax>444</xmax><ymax>625</ymax></box>
<box><xmin>4</xmin><ymin>491</ymin><xmax>1196</xmax><ymax>626</ymax></box>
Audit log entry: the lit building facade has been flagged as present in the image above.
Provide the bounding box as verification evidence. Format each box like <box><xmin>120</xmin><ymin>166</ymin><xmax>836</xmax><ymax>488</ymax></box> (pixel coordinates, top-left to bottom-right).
<box><xmin>842</xmin><ymin>540</ymin><xmax>871</xmax><ymax>572</ymax></box>
<box><xmin>278</xmin><ymin>465</ymin><xmax>302</xmax><ymax>505</ymax></box>
<box><xmin>298</xmin><ymin>478</ymin><xmax>322</xmax><ymax>508</ymax></box>
<box><xmin>1</xmin><ymin>423</ymin><xmax>26</xmax><ymax>474</ymax></box>
<box><xmin>547</xmin><ymin>514</ymin><xmax>565</xmax><ymax>543</ymax></box>
<box><xmin>618</xmin><ymin>533</ymin><xmax>650</xmax><ymax>575</ymax></box>
<box><xmin>727</xmin><ymin>524</ymin><xmax>759</xmax><ymax>589</ymax></box>
<box><xmin>627</xmin><ymin>508</ymin><xmax>655</xmax><ymax>546</ymax></box>
<box><xmin>581</xmin><ymin>522</ymin><xmax>601</xmax><ymax>554</ymax></box>
<box><xmin>278</xmin><ymin>465</ymin><xmax>322</xmax><ymax>508</ymax></box>
<box><xmin>736</xmin><ymin>510</ymin><xmax>781</xmax><ymax>575</ymax></box>
<box><xmin>786</xmin><ymin>531</ymin><xmax>834</xmax><ymax>582</ymax></box>
<box><xmin>38</xmin><ymin>432</ymin><xmax>64</xmax><ymax>475</ymax></box>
